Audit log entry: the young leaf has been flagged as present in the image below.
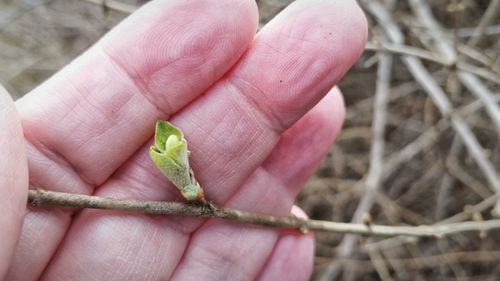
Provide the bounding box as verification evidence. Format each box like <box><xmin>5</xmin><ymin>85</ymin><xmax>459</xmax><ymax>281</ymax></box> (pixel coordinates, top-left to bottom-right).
<box><xmin>149</xmin><ymin>120</ymin><xmax>205</xmax><ymax>202</ymax></box>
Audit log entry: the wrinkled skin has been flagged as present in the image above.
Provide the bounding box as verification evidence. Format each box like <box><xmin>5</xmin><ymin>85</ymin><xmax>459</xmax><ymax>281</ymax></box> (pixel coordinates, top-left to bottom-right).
<box><xmin>0</xmin><ymin>0</ymin><xmax>367</xmax><ymax>280</ymax></box>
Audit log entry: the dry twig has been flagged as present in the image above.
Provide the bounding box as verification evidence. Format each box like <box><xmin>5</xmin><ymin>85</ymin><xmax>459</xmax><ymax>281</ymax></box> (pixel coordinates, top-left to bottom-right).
<box><xmin>368</xmin><ymin>246</ymin><xmax>395</xmax><ymax>281</ymax></box>
<box><xmin>320</xmin><ymin>48</ymin><xmax>394</xmax><ymax>281</ymax></box>
<box><xmin>409</xmin><ymin>0</ymin><xmax>500</xmax><ymax>133</ymax></box>
<box><xmin>320</xmin><ymin>0</ymin><xmax>500</xmax><ymax>269</ymax></box>
<box><xmin>466</xmin><ymin>0</ymin><xmax>500</xmax><ymax>47</ymax></box>
<box><xmin>27</xmin><ymin>188</ymin><xmax>500</xmax><ymax>238</ymax></box>
<box><xmin>83</xmin><ymin>0</ymin><xmax>137</xmax><ymax>13</ymax></box>
<box><xmin>319</xmin><ymin>251</ymin><xmax>500</xmax><ymax>272</ymax></box>
<box><xmin>365</xmin><ymin>41</ymin><xmax>500</xmax><ymax>83</ymax></box>
<box><xmin>366</xmin><ymin>0</ymin><xmax>500</xmax><ymax>203</ymax></box>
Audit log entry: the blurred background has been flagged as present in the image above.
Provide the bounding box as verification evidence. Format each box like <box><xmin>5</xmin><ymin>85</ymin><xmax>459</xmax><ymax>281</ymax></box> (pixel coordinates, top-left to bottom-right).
<box><xmin>1</xmin><ymin>0</ymin><xmax>499</xmax><ymax>280</ymax></box>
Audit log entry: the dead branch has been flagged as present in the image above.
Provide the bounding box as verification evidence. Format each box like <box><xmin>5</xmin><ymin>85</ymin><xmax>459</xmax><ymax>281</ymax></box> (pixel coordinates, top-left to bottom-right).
<box><xmin>28</xmin><ymin>188</ymin><xmax>500</xmax><ymax>238</ymax></box>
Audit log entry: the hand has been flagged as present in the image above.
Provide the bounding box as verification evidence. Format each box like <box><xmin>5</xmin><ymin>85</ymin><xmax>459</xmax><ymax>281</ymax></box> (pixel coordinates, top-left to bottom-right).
<box><xmin>1</xmin><ymin>0</ymin><xmax>366</xmax><ymax>280</ymax></box>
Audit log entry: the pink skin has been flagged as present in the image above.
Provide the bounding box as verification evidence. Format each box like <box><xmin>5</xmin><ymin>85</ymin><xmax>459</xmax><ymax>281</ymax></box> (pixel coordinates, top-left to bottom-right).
<box><xmin>1</xmin><ymin>0</ymin><xmax>367</xmax><ymax>280</ymax></box>
<box><xmin>0</xmin><ymin>86</ymin><xmax>29</xmax><ymax>278</ymax></box>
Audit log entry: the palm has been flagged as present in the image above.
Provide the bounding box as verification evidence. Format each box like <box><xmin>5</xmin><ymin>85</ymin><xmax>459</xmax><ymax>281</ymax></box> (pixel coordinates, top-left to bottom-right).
<box><xmin>1</xmin><ymin>0</ymin><xmax>366</xmax><ymax>280</ymax></box>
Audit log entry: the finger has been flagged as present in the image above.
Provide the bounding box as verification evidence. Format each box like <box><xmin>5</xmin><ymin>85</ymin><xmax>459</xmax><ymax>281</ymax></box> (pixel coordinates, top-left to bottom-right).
<box><xmin>256</xmin><ymin>206</ymin><xmax>315</xmax><ymax>281</ymax></box>
<box><xmin>170</xmin><ymin>90</ymin><xmax>341</xmax><ymax>280</ymax></box>
<box><xmin>0</xmin><ymin>86</ymin><xmax>28</xmax><ymax>278</ymax></box>
<box><xmin>261</xmin><ymin>88</ymin><xmax>345</xmax><ymax>193</ymax></box>
<box><xmin>257</xmin><ymin>232</ymin><xmax>314</xmax><ymax>281</ymax></box>
<box><xmin>17</xmin><ymin>0</ymin><xmax>258</xmax><ymax>186</ymax></box>
<box><xmin>42</xmin><ymin>0</ymin><xmax>366</xmax><ymax>278</ymax></box>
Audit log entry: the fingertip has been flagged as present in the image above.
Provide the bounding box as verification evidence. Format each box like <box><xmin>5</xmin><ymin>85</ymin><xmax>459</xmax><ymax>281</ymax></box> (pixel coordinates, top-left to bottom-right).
<box><xmin>309</xmin><ymin>86</ymin><xmax>346</xmax><ymax>138</ymax></box>
<box><xmin>257</xmin><ymin>222</ymin><xmax>315</xmax><ymax>281</ymax></box>
<box><xmin>261</xmin><ymin>89</ymin><xmax>345</xmax><ymax>193</ymax></box>
<box><xmin>290</xmin><ymin>0</ymin><xmax>368</xmax><ymax>64</ymax></box>
<box><xmin>329</xmin><ymin>87</ymin><xmax>346</xmax><ymax>140</ymax></box>
<box><xmin>230</xmin><ymin>0</ymin><xmax>367</xmax><ymax>131</ymax></box>
<box><xmin>290</xmin><ymin>205</ymin><xmax>315</xmax><ymax>237</ymax></box>
<box><xmin>291</xmin><ymin>205</ymin><xmax>309</xmax><ymax>219</ymax></box>
<box><xmin>265</xmin><ymin>0</ymin><xmax>368</xmax><ymax>70</ymax></box>
<box><xmin>329</xmin><ymin>0</ymin><xmax>369</xmax><ymax>66</ymax></box>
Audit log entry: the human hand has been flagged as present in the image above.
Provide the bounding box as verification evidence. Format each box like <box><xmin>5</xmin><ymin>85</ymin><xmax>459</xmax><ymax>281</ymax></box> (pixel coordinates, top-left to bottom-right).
<box><xmin>1</xmin><ymin>0</ymin><xmax>366</xmax><ymax>280</ymax></box>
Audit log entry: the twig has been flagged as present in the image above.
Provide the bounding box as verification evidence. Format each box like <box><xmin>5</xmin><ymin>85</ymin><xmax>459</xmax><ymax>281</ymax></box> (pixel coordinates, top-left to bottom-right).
<box><xmin>446</xmin><ymin>156</ymin><xmax>493</xmax><ymax>200</ymax></box>
<box><xmin>392</xmin><ymin>162</ymin><xmax>441</xmax><ymax>205</ymax></box>
<box><xmin>435</xmin><ymin>136</ymin><xmax>461</xmax><ymax>220</ymax></box>
<box><xmin>458</xmin><ymin>62</ymin><xmax>500</xmax><ymax>84</ymax></box>
<box><xmin>377</xmin><ymin>193</ymin><xmax>431</xmax><ymax>225</ymax></box>
<box><xmin>347</xmin><ymin>0</ymin><xmax>500</xmax><ymax>256</ymax></box>
<box><xmin>366</xmin><ymin>0</ymin><xmax>500</xmax><ymax>201</ymax></box>
<box><xmin>381</xmin><ymin>248</ymin><xmax>412</xmax><ymax>280</ymax></box>
<box><xmin>363</xmin><ymin>193</ymin><xmax>500</xmax><ymax>252</ymax></box>
<box><xmin>455</xmin><ymin>25</ymin><xmax>500</xmax><ymax>38</ymax></box>
<box><xmin>82</xmin><ymin>0</ymin><xmax>137</xmax><ymax>13</ymax></box>
<box><xmin>439</xmin><ymin>194</ymin><xmax>500</xmax><ymax>224</ymax></box>
<box><xmin>409</xmin><ymin>0</ymin><xmax>500</xmax><ymax>133</ymax></box>
<box><xmin>458</xmin><ymin>71</ymin><xmax>500</xmax><ymax>131</ymax></box>
<box><xmin>365</xmin><ymin>41</ymin><xmax>452</xmax><ymax>65</ymax></box>
<box><xmin>364</xmin><ymin>51</ymin><xmax>391</xmax><ymax>201</ymax></box>
<box><xmin>353</xmin><ymin>52</ymin><xmax>392</xmax><ymax>219</ymax></box>
<box><xmin>319</xmin><ymin>51</ymin><xmax>393</xmax><ymax>280</ymax></box>
<box><xmin>437</xmin><ymin>239</ymin><xmax>468</xmax><ymax>280</ymax></box>
<box><xmin>346</xmin><ymin>79</ymin><xmax>423</xmax><ymax>121</ymax></box>
<box><xmin>27</xmin><ymin>189</ymin><xmax>500</xmax><ymax>237</ymax></box>
<box><xmin>318</xmin><ymin>251</ymin><xmax>500</xmax><ymax>271</ymax></box>
<box><xmin>382</xmin><ymin>121</ymin><xmax>445</xmax><ymax>174</ymax></box>
<box><xmin>404</xmin><ymin>18</ymin><xmax>500</xmax><ymax>75</ymax></box>
<box><xmin>0</xmin><ymin>0</ymin><xmax>51</xmax><ymax>32</ymax></box>
<box><xmin>466</xmin><ymin>0</ymin><xmax>500</xmax><ymax>47</ymax></box>
<box><xmin>457</xmin><ymin>96</ymin><xmax>500</xmax><ymax>118</ymax></box>
<box><xmin>365</xmin><ymin>41</ymin><xmax>500</xmax><ymax>83</ymax></box>
<box><xmin>408</xmin><ymin>0</ymin><xmax>500</xmax><ymax>213</ymax></box>
<box><xmin>368</xmin><ymin>246</ymin><xmax>395</xmax><ymax>281</ymax></box>
<box><xmin>458</xmin><ymin>44</ymin><xmax>496</xmax><ymax>68</ymax></box>
<box><xmin>321</xmin><ymin>121</ymin><xmax>447</xmax><ymax>265</ymax></box>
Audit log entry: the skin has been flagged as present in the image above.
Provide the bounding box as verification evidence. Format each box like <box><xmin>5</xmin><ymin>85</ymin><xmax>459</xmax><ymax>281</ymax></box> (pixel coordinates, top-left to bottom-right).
<box><xmin>0</xmin><ymin>0</ymin><xmax>367</xmax><ymax>280</ymax></box>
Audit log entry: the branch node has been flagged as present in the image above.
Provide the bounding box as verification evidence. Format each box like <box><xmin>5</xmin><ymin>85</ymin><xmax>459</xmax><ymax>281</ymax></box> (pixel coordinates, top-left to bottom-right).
<box><xmin>362</xmin><ymin>212</ymin><xmax>373</xmax><ymax>227</ymax></box>
<box><xmin>298</xmin><ymin>224</ymin><xmax>309</xmax><ymax>234</ymax></box>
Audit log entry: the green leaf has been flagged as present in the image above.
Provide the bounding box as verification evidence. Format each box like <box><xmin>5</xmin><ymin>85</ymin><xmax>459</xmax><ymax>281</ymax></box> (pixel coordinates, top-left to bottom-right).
<box><xmin>149</xmin><ymin>120</ymin><xmax>205</xmax><ymax>202</ymax></box>
<box><xmin>154</xmin><ymin>120</ymin><xmax>183</xmax><ymax>152</ymax></box>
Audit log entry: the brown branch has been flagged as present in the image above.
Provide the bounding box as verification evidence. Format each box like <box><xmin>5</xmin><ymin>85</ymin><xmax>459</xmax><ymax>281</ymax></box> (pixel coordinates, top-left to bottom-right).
<box><xmin>363</xmin><ymin>0</ymin><xmax>500</xmax><ymax>203</ymax></box>
<box><xmin>409</xmin><ymin>0</ymin><xmax>500</xmax><ymax>132</ymax></box>
<box><xmin>365</xmin><ymin>42</ymin><xmax>500</xmax><ymax>83</ymax></box>
<box><xmin>365</xmin><ymin>41</ymin><xmax>452</xmax><ymax>65</ymax></box>
<box><xmin>27</xmin><ymin>189</ymin><xmax>500</xmax><ymax>238</ymax></box>
<box><xmin>466</xmin><ymin>0</ymin><xmax>500</xmax><ymax>47</ymax></box>
<box><xmin>323</xmin><ymin>45</ymin><xmax>394</xmax><ymax>281</ymax></box>
<box><xmin>83</xmin><ymin>0</ymin><xmax>137</xmax><ymax>13</ymax></box>
<box><xmin>362</xmin><ymin>194</ymin><xmax>500</xmax><ymax>252</ymax></box>
<box><xmin>455</xmin><ymin>25</ymin><xmax>500</xmax><ymax>38</ymax></box>
<box><xmin>368</xmin><ymin>247</ymin><xmax>395</xmax><ymax>281</ymax></box>
<box><xmin>317</xmin><ymin>251</ymin><xmax>500</xmax><ymax>272</ymax></box>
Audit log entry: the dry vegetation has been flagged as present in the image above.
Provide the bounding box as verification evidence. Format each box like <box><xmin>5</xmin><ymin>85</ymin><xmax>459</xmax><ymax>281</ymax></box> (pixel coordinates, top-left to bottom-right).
<box><xmin>1</xmin><ymin>0</ymin><xmax>500</xmax><ymax>280</ymax></box>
